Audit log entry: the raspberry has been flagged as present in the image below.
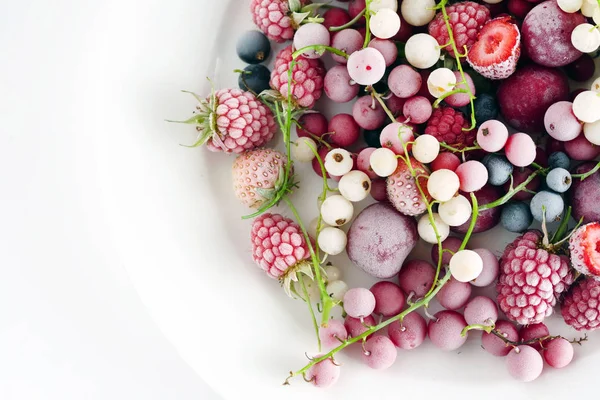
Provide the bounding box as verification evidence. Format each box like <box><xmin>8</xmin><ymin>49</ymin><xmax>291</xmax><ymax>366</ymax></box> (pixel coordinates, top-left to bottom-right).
<box><xmin>232</xmin><ymin>149</ymin><xmax>287</xmax><ymax>208</ymax></box>
<box><xmin>177</xmin><ymin>88</ymin><xmax>277</xmax><ymax>154</ymax></box>
<box><xmin>561</xmin><ymin>278</ymin><xmax>600</xmax><ymax>331</ymax></box>
<box><xmin>250</xmin><ymin>0</ymin><xmax>306</xmax><ymax>43</ymax></box>
<box><xmin>251</xmin><ymin>213</ymin><xmax>313</xmax><ymax>295</ymax></box>
<box><xmin>270</xmin><ymin>46</ymin><xmax>325</xmax><ymax>109</ymax></box>
<box><xmin>496</xmin><ymin>230</ymin><xmax>574</xmax><ymax>325</ymax></box>
<box><xmin>386</xmin><ymin>157</ymin><xmax>431</xmax><ymax>217</ymax></box>
<box><xmin>428</xmin><ymin>1</ymin><xmax>490</xmax><ymax>58</ymax></box>
<box><xmin>424</xmin><ymin>107</ymin><xmax>475</xmax><ymax>149</ymax></box>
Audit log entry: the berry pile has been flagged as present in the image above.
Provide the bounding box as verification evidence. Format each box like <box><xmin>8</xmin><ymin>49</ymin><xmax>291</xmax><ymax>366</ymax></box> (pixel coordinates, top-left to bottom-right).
<box><xmin>171</xmin><ymin>0</ymin><xmax>600</xmax><ymax>389</ymax></box>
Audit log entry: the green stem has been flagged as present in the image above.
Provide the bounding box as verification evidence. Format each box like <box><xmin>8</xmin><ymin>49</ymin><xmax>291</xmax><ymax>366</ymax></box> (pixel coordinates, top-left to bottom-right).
<box><xmin>479</xmin><ymin>169</ymin><xmax>543</xmax><ymax>211</ymax></box>
<box><xmin>299</xmin><ymin>274</ymin><xmax>321</xmax><ymax>351</ymax></box>
<box><xmin>572</xmin><ymin>161</ymin><xmax>600</xmax><ymax>180</ymax></box>
<box><xmin>329</xmin><ymin>8</ymin><xmax>365</xmax><ymax>32</ymax></box>
<box><xmin>439</xmin><ymin>142</ymin><xmax>482</xmax><ymax>153</ymax></box>
<box><xmin>438</xmin><ymin>0</ymin><xmax>477</xmax><ymax>130</ymax></box>
<box><xmin>284</xmin><ymin>197</ymin><xmax>334</xmax><ymax>326</ymax></box>
<box><xmin>372</xmin><ymin>90</ymin><xmax>397</xmax><ymax>123</ymax></box>
<box><xmin>286</xmin><ymin>272</ymin><xmax>452</xmax><ymax>382</ymax></box>
<box><xmin>461</xmin><ymin>322</ymin><xmax>494</xmax><ymax>337</ymax></box>
<box><xmin>460</xmin><ymin>193</ymin><xmax>479</xmax><ymax>251</ymax></box>
<box><xmin>292</xmin><ymin>45</ymin><xmax>349</xmax><ymax>60</ymax></box>
<box><xmin>363</xmin><ymin>0</ymin><xmax>372</xmax><ymax>48</ymax></box>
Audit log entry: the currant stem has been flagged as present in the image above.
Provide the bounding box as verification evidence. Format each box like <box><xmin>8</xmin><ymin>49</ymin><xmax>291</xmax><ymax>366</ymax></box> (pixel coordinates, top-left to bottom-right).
<box><xmin>292</xmin><ymin>45</ymin><xmax>349</xmax><ymax>60</ymax></box>
<box><xmin>363</xmin><ymin>0</ymin><xmax>372</xmax><ymax>48</ymax></box>
<box><xmin>299</xmin><ymin>274</ymin><xmax>322</xmax><ymax>351</ymax></box>
<box><xmin>287</xmin><ymin>272</ymin><xmax>452</xmax><ymax>382</ymax></box>
<box><xmin>329</xmin><ymin>8</ymin><xmax>366</xmax><ymax>32</ymax></box>
<box><xmin>479</xmin><ymin>169</ymin><xmax>544</xmax><ymax>211</ymax></box>
<box><xmin>438</xmin><ymin>0</ymin><xmax>477</xmax><ymax>130</ymax></box>
<box><xmin>572</xmin><ymin>161</ymin><xmax>600</xmax><ymax>181</ymax></box>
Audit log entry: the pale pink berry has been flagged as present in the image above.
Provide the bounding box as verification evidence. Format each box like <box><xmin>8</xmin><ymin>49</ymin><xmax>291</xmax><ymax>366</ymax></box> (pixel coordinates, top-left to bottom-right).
<box><xmin>436</xmin><ymin>277</ymin><xmax>472</xmax><ymax>310</ymax></box>
<box><xmin>305</xmin><ymin>357</ymin><xmax>341</xmax><ymax>388</ymax></box>
<box><xmin>477</xmin><ymin>120</ymin><xmax>509</xmax><ymax>152</ymax></box>
<box><xmin>505</xmin><ymin>133</ymin><xmax>536</xmax><ymax>167</ymax></box>
<box><xmin>506</xmin><ymin>345</ymin><xmax>543</xmax><ymax>382</ymax></box>
<box><xmin>464</xmin><ymin>296</ymin><xmax>498</xmax><ymax>326</ymax></box>
<box><xmin>455</xmin><ymin>160</ymin><xmax>489</xmax><ymax>192</ymax></box>
<box><xmin>362</xmin><ymin>335</ymin><xmax>397</xmax><ymax>370</ymax></box>
<box><xmin>353</xmin><ymin>95</ymin><xmax>386</xmax><ymax>130</ymax></box>
<box><xmin>543</xmin><ymin>338</ymin><xmax>574</xmax><ymax>369</ymax></box>
<box><xmin>403</xmin><ymin>96</ymin><xmax>433</xmax><ymax>124</ymax></box>
<box><xmin>357</xmin><ymin>148</ymin><xmax>379</xmax><ymax>179</ymax></box>
<box><xmin>380</xmin><ymin>122</ymin><xmax>414</xmax><ymax>154</ymax></box>
<box><xmin>470</xmin><ymin>248</ymin><xmax>499</xmax><ymax>287</ymax></box>
<box><xmin>318</xmin><ymin>320</ymin><xmax>348</xmax><ymax>350</ymax></box>
<box><xmin>398</xmin><ymin>259</ymin><xmax>435</xmax><ymax>298</ymax></box>
<box><xmin>388</xmin><ymin>312</ymin><xmax>427</xmax><ymax>350</ymax></box>
<box><xmin>428</xmin><ymin>310</ymin><xmax>468</xmax><ymax>351</ymax></box>
<box><xmin>388</xmin><ymin>65</ymin><xmax>422</xmax><ymax>98</ymax></box>
<box><xmin>343</xmin><ymin>288</ymin><xmax>376</xmax><ymax>318</ymax></box>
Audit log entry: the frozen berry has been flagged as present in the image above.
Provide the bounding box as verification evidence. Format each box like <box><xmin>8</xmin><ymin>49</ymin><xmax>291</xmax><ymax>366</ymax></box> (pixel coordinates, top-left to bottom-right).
<box><xmin>482</xmin><ymin>320</ymin><xmax>518</xmax><ymax>357</ymax></box>
<box><xmin>477</xmin><ymin>120</ymin><xmax>509</xmax><ymax>153</ymax></box>
<box><xmin>473</xmin><ymin>93</ymin><xmax>499</xmax><ymax>126</ymax></box>
<box><xmin>398</xmin><ymin>259</ymin><xmax>435</xmax><ymax>298</ymax></box>
<box><xmin>543</xmin><ymin>338</ymin><xmax>574</xmax><ymax>369</ymax></box>
<box><xmin>236</xmin><ymin>30</ymin><xmax>271</xmax><ymax>64</ymax></box>
<box><xmin>470</xmin><ymin>248</ymin><xmax>499</xmax><ymax>287</ymax></box>
<box><xmin>324</xmin><ymin>65</ymin><xmax>360</xmax><ymax>103</ymax></box>
<box><xmin>548</xmin><ymin>151</ymin><xmax>571</xmax><ymax>170</ymax></box>
<box><xmin>362</xmin><ymin>335</ymin><xmax>397</xmax><ymax>370</ymax></box>
<box><xmin>387</xmin><ymin>312</ymin><xmax>427</xmax><ymax>350</ymax></box>
<box><xmin>370</xmin><ymin>281</ymin><xmax>405</xmax><ymax>317</ymax></box>
<box><xmin>238</xmin><ymin>64</ymin><xmax>271</xmax><ymax>94</ymax></box>
<box><xmin>546</xmin><ymin>168</ymin><xmax>572</xmax><ymax>193</ymax></box>
<box><xmin>501</xmin><ymin>201</ymin><xmax>533</xmax><ymax>233</ymax></box>
<box><xmin>530</xmin><ymin>190</ymin><xmax>565</xmax><ymax>222</ymax></box>
<box><xmin>297</xmin><ymin>113</ymin><xmax>328</xmax><ymax>139</ymax></box>
<box><xmin>505</xmin><ymin>133</ymin><xmax>537</xmax><ymax>167</ymax></box>
<box><xmin>482</xmin><ymin>154</ymin><xmax>513</xmax><ymax>186</ymax></box>
<box><xmin>456</xmin><ymin>160</ymin><xmax>489</xmax><ymax>193</ymax></box>
<box><xmin>428</xmin><ymin>310</ymin><xmax>468</xmax><ymax>351</ymax></box>
<box><xmin>436</xmin><ymin>277</ymin><xmax>472</xmax><ymax>310</ymax></box>
<box><xmin>506</xmin><ymin>345</ymin><xmax>543</xmax><ymax>382</ymax></box>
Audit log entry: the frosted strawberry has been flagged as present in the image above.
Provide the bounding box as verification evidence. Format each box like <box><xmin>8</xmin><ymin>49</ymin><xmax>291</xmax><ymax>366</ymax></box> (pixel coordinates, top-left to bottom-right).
<box><xmin>386</xmin><ymin>157</ymin><xmax>431</xmax><ymax>217</ymax></box>
<box><xmin>428</xmin><ymin>1</ymin><xmax>490</xmax><ymax>58</ymax></box>
<box><xmin>561</xmin><ymin>278</ymin><xmax>600</xmax><ymax>331</ymax></box>
<box><xmin>497</xmin><ymin>230</ymin><xmax>574</xmax><ymax>325</ymax></box>
<box><xmin>174</xmin><ymin>89</ymin><xmax>277</xmax><ymax>154</ymax></box>
<box><xmin>569</xmin><ymin>222</ymin><xmax>600</xmax><ymax>281</ymax></box>
<box><xmin>251</xmin><ymin>213</ymin><xmax>314</xmax><ymax>296</ymax></box>
<box><xmin>269</xmin><ymin>46</ymin><xmax>325</xmax><ymax>109</ymax></box>
<box><xmin>250</xmin><ymin>0</ymin><xmax>309</xmax><ymax>43</ymax></box>
<box><xmin>232</xmin><ymin>148</ymin><xmax>288</xmax><ymax>208</ymax></box>
<box><xmin>467</xmin><ymin>16</ymin><xmax>521</xmax><ymax>80</ymax></box>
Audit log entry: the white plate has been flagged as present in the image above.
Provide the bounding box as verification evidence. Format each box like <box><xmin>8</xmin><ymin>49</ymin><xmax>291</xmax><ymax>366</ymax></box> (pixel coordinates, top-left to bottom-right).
<box><xmin>92</xmin><ymin>1</ymin><xmax>600</xmax><ymax>399</ymax></box>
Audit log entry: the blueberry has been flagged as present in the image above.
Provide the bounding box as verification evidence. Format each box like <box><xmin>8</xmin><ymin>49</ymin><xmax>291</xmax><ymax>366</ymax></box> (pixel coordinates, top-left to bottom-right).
<box><xmin>546</xmin><ymin>168</ymin><xmax>572</xmax><ymax>193</ymax></box>
<box><xmin>238</xmin><ymin>64</ymin><xmax>271</xmax><ymax>94</ymax></box>
<box><xmin>473</xmin><ymin>93</ymin><xmax>499</xmax><ymax>126</ymax></box>
<box><xmin>530</xmin><ymin>191</ymin><xmax>565</xmax><ymax>222</ymax></box>
<box><xmin>364</xmin><ymin>128</ymin><xmax>383</xmax><ymax>148</ymax></box>
<box><xmin>482</xmin><ymin>154</ymin><xmax>513</xmax><ymax>186</ymax></box>
<box><xmin>501</xmin><ymin>202</ymin><xmax>533</xmax><ymax>233</ymax></box>
<box><xmin>236</xmin><ymin>31</ymin><xmax>271</xmax><ymax>64</ymax></box>
<box><xmin>548</xmin><ymin>151</ymin><xmax>570</xmax><ymax>170</ymax></box>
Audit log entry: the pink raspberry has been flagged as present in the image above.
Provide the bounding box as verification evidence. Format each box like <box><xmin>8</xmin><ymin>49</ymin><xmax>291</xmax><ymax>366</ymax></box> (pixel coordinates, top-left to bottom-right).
<box><xmin>428</xmin><ymin>1</ymin><xmax>490</xmax><ymax>58</ymax></box>
<box><xmin>178</xmin><ymin>88</ymin><xmax>276</xmax><ymax>154</ymax></box>
<box><xmin>250</xmin><ymin>0</ymin><xmax>307</xmax><ymax>43</ymax></box>
<box><xmin>561</xmin><ymin>278</ymin><xmax>600</xmax><ymax>331</ymax></box>
<box><xmin>251</xmin><ymin>213</ymin><xmax>313</xmax><ymax>294</ymax></box>
<box><xmin>424</xmin><ymin>106</ymin><xmax>475</xmax><ymax>149</ymax></box>
<box><xmin>496</xmin><ymin>230</ymin><xmax>574</xmax><ymax>325</ymax></box>
<box><xmin>270</xmin><ymin>46</ymin><xmax>325</xmax><ymax>109</ymax></box>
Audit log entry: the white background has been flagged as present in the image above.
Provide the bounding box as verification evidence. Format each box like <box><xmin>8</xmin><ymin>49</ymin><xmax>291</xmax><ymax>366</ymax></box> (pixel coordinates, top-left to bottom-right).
<box><xmin>0</xmin><ymin>0</ymin><xmax>219</xmax><ymax>398</ymax></box>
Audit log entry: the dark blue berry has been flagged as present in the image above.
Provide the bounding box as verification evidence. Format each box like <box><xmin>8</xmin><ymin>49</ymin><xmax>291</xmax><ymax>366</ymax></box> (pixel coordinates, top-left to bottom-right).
<box><xmin>501</xmin><ymin>202</ymin><xmax>533</xmax><ymax>233</ymax></box>
<box><xmin>364</xmin><ymin>128</ymin><xmax>382</xmax><ymax>148</ymax></box>
<box><xmin>236</xmin><ymin>31</ymin><xmax>271</xmax><ymax>64</ymax></box>
<box><xmin>530</xmin><ymin>191</ymin><xmax>564</xmax><ymax>222</ymax></box>
<box><xmin>546</xmin><ymin>168</ymin><xmax>572</xmax><ymax>193</ymax></box>
<box><xmin>473</xmin><ymin>93</ymin><xmax>498</xmax><ymax>126</ymax></box>
<box><xmin>238</xmin><ymin>64</ymin><xmax>271</xmax><ymax>94</ymax></box>
<box><xmin>482</xmin><ymin>154</ymin><xmax>513</xmax><ymax>186</ymax></box>
<box><xmin>548</xmin><ymin>151</ymin><xmax>570</xmax><ymax>170</ymax></box>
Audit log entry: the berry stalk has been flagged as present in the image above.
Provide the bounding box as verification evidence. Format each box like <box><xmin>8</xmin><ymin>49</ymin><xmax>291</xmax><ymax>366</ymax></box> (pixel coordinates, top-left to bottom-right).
<box><xmin>479</xmin><ymin>169</ymin><xmax>544</xmax><ymax>211</ymax></box>
<box><xmin>363</xmin><ymin>0</ymin><xmax>373</xmax><ymax>48</ymax></box>
<box><xmin>436</xmin><ymin>0</ymin><xmax>477</xmax><ymax>130</ymax></box>
<box><xmin>571</xmin><ymin>160</ymin><xmax>600</xmax><ymax>181</ymax></box>
<box><xmin>329</xmin><ymin>8</ymin><xmax>366</xmax><ymax>32</ymax></box>
<box><xmin>284</xmin><ymin>271</ymin><xmax>453</xmax><ymax>385</ymax></box>
<box><xmin>292</xmin><ymin>45</ymin><xmax>349</xmax><ymax>60</ymax></box>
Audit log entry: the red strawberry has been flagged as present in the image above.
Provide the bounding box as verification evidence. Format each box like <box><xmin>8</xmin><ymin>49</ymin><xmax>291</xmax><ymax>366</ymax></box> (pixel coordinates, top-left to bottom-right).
<box><xmin>569</xmin><ymin>222</ymin><xmax>600</xmax><ymax>281</ymax></box>
<box><xmin>467</xmin><ymin>16</ymin><xmax>521</xmax><ymax>80</ymax></box>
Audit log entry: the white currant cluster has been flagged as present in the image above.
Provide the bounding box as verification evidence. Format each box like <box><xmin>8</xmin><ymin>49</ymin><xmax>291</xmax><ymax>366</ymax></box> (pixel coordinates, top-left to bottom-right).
<box><xmin>316</xmin><ymin>149</ymin><xmax>373</xmax><ymax>257</ymax></box>
<box><xmin>562</xmin><ymin>0</ymin><xmax>600</xmax><ymax>53</ymax></box>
